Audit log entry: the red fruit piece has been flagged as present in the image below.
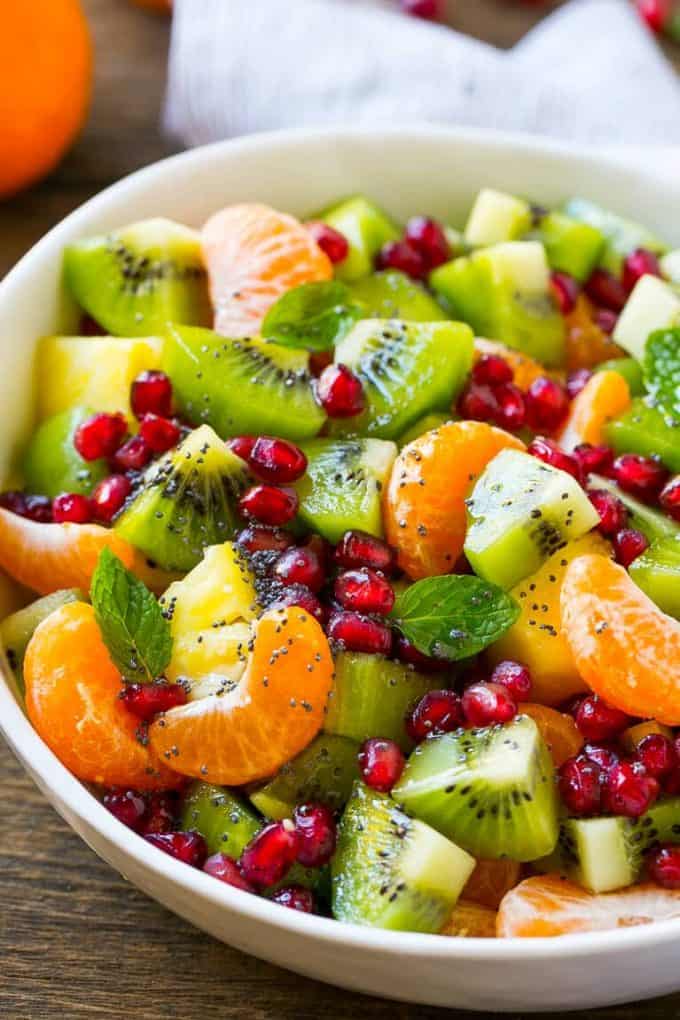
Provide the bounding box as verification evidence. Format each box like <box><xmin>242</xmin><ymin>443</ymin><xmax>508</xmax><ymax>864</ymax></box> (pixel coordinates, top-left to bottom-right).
<box><xmin>588</xmin><ymin>488</ymin><xmax>628</xmax><ymax>537</ymax></box>
<box><xmin>472</xmin><ymin>354</ymin><xmax>513</xmax><ymax>387</ymax></box>
<box><xmin>203</xmin><ymin>852</ymin><xmax>255</xmax><ymax>892</ymax></box>
<box><xmin>551</xmin><ymin>271</ymin><xmax>580</xmax><ymax>316</ymax></box>
<box><xmin>74</xmin><ymin>412</ymin><xmax>127</xmax><ymax>461</ymax></box>
<box><xmin>358</xmin><ymin>737</ymin><xmax>405</xmax><ymax>792</ymax></box>
<box><xmin>635</xmin><ymin>733</ymin><xmax>677</xmax><ymax>779</ymax></box>
<box><xmin>139</xmin><ymin>415</ymin><xmax>181</xmax><ymax>455</ymax></box>
<box><xmin>575</xmin><ymin>695</ymin><xmax>629</xmax><ymax>741</ymax></box>
<box><xmin>558</xmin><ymin>756</ymin><xmax>602</xmax><ymax>816</ymax></box>
<box><xmin>581</xmin><ymin>743</ymin><xmax>620</xmax><ymax>771</ymax></box>
<box><xmin>316</xmin><ymin>364</ymin><xmax>365</xmax><ymax>418</ymax></box>
<box><xmin>405</xmin><ymin>689</ymin><xmax>463</xmax><ymax>743</ymax></box>
<box><xmin>121</xmin><ymin>682</ymin><xmax>188</xmax><ymax>722</ymax></box>
<box><xmin>394</xmin><ymin>635</ymin><xmax>450</xmax><ymax>673</ymax></box>
<box><xmin>376</xmin><ymin>239</ymin><xmax>427</xmax><ymax>280</ymax></box>
<box><xmin>584</xmin><ymin>269</ymin><xmax>628</xmax><ymax>312</ymax></box>
<box><xmin>271</xmin><ymin>885</ymin><xmax>316</xmax><ymax>912</ymax></box>
<box><xmin>273</xmin><ymin>545</ymin><xmax>325</xmax><ymax>593</ymax></box>
<box><xmin>400</xmin><ymin>0</ymin><xmax>440</xmax><ymax>19</ymax></box>
<box><xmin>493</xmin><ymin>383</ymin><xmax>526</xmax><ymax>431</ymax></box>
<box><xmin>103</xmin><ymin>789</ymin><xmax>147</xmax><ymax>831</ymax></box>
<box><xmin>525</xmin><ymin>377</ymin><xmax>570</xmax><ymax>433</ymax></box>
<box><xmin>528</xmin><ymin>436</ymin><xmax>580</xmax><ymax>480</ymax></box>
<box><xmin>404</xmin><ymin>216</ymin><xmax>450</xmax><ymax>269</ymax></box>
<box><xmin>458</xmin><ymin>382</ymin><xmax>499</xmax><ymax>424</ymax></box>
<box><xmin>594</xmin><ymin>308</ymin><xmax>618</xmax><ymax>335</ymax></box>
<box><xmin>249</xmin><ymin>437</ymin><xmax>307</xmax><ymax>483</ymax></box>
<box><xmin>648</xmin><ymin>845</ymin><xmax>680</xmax><ymax>889</ymax></box>
<box><xmin>239</xmin><ymin>484</ymin><xmax>298</xmax><ymax>526</ymax></box>
<box><xmin>52</xmin><ymin>492</ymin><xmax>91</xmax><ymax>524</ymax></box>
<box><xmin>462</xmin><ymin>682</ymin><xmax>517</xmax><ymax>727</ymax></box>
<box><xmin>228</xmin><ymin>435</ymin><xmax>257</xmax><ymax>462</ymax></box>
<box><xmin>566</xmin><ymin>369</ymin><xmax>593</xmax><ymax>400</ymax></box>
<box><xmin>335</xmin><ymin>530</ymin><xmax>396</xmax><ymax>574</ymax></box>
<box><xmin>131</xmin><ymin>370</ymin><xmax>173</xmax><ymax>419</ymax></box>
<box><xmin>326</xmin><ymin>610</ymin><xmax>393</xmax><ymax>655</ymax></box>
<box><xmin>660</xmin><ymin>476</ymin><xmax>680</xmax><ymax>522</ymax></box>
<box><xmin>236</xmin><ymin>525</ymin><xmax>294</xmax><ymax>555</ymax></box>
<box><xmin>636</xmin><ymin>0</ymin><xmax>671</xmax><ymax>34</ymax></box>
<box><xmin>305</xmin><ymin>221</ymin><xmax>349</xmax><ymax>265</ymax></box>
<box><xmin>0</xmin><ymin>491</ymin><xmax>52</xmax><ymax>523</ymax></box>
<box><xmin>333</xmin><ymin>568</ymin><xmax>395</xmax><ymax>616</ymax></box>
<box><xmin>622</xmin><ymin>248</ymin><xmax>662</xmax><ymax>292</ymax></box>
<box><xmin>612</xmin><ymin>453</ymin><xmax>669</xmax><ymax>503</ymax></box>
<box><xmin>239</xmin><ymin>820</ymin><xmax>299</xmax><ymax>889</ymax></box>
<box><xmin>613</xmin><ymin>528</ymin><xmax>649</xmax><ymax>568</ymax></box>
<box><xmin>145</xmin><ymin>831</ymin><xmax>207</xmax><ymax>867</ymax></box>
<box><xmin>490</xmin><ymin>660</ymin><xmax>532</xmax><ymax>702</ymax></box>
<box><xmin>573</xmin><ymin>443</ymin><xmax>614</xmax><ymax>477</ymax></box>
<box><xmin>141</xmin><ymin>792</ymin><xmax>178</xmax><ymax>835</ymax></box>
<box><xmin>268</xmin><ymin>584</ymin><xmax>324</xmax><ymax>624</ymax></box>
<box><xmin>293</xmin><ymin>802</ymin><xmax>337</xmax><ymax>868</ymax></box>
<box><xmin>111</xmin><ymin>435</ymin><xmax>152</xmax><ymax>473</ymax></box>
<box><xmin>602</xmin><ymin>761</ymin><xmax>659</xmax><ymax>818</ymax></box>
<box><xmin>91</xmin><ymin>474</ymin><xmax>132</xmax><ymax>524</ymax></box>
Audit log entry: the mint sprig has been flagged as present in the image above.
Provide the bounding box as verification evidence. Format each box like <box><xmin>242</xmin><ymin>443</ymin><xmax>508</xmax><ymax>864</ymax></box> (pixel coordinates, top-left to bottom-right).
<box><xmin>261</xmin><ymin>280</ymin><xmax>363</xmax><ymax>352</ymax></box>
<box><xmin>390</xmin><ymin>575</ymin><xmax>520</xmax><ymax>661</ymax></box>
<box><xmin>90</xmin><ymin>548</ymin><xmax>172</xmax><ymax>683</ymax></box>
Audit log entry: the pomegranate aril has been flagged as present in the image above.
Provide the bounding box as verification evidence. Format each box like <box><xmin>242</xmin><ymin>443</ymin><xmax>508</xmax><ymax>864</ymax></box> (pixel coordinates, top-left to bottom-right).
<box><xmin>236</xmin><ymin>524</ymin><xmax>294</xmax><ymax>554</ymax></box>
<box><xmin>228</xmin><ymin>435</ymin><xmax>257</xmax><ymax>462</ymax></box>
<box><xmin>103</xmin><ymin>789</ymin><xmax>147</xmax><ymax>831</ymax></box>
<box><xmin>271</xmin><ymin>885</ymin><xmax>316</xmax><ymax>912</ymax></box>
<box><xmin>74</xmin><ymin>411</ymin><xmax>127</xmax><ymax>461</ymax></box>
<box><xmin>493</xmin><ymin>383</ymin><xmax>526</xmax><ymax>431</ymax></box>
<box><xmin>335</xmin><ymin>530</ymin><xmax>396</xmax><ymax>574</ymax></box>
<box><xmin>636</xmin><ymin>0</ymin><xmax>671</xmax><ymax>34</ymax></box>
<box><xmin>581</xmin><ymin>743</ymin><xmax>620</xmax><ymax>771</ymax></box>
<box><xmin>472</xmin><ymin>354</ymin><xmax>513</xmax><ymax>386</ymax></box>
<box><xmin>327</xmin><ymin>610</ymin><xmax>393</xmax><ymax>656</ymax></box>
<box><xmin>602</xmin><ymin>761</ymin><xmax>659</xmax><ymax>818</ymax></box>
<box><xmin>139</xmin><ymin>414</ymin><xmax>181</xmax><ymax>455</ymax></box>
<box><xmin>573</xmin><ymin>443</ymin><xmax>614</xmax><ymax>478</ymax></box>
<box><xmin>457</xmin><ymin>382</ymin><xmax>499</xmax><ymax>424</ymax></box>
<box><xmin>239</xmin><ymin>484</ymin><xmax>298</xmax><ymax>526</ymax></box>
<box><xmin>528</xmin><ymin>436</ymin><xmax>581</xmax><ymax>480</ymax></box>
<box><xmin>594</xmin><ymin>307</ymin><xmax>618</xmax><ymax>334</ymax></box>
<box><xmin>613</xmin><ymin>527</ymin><xmax>649</xmax><ymax>568</ymax></box>
<box><xmin>376</xmin><ymin>239</ymin><xmax>427</xmax><ymax>279</ymax></box>
<box><xmin>588</xmin><ymin>488</ymin><xmax>629</xmax><ymax>536</ymax></box>
<box><xmin>111</xmin><ymin>434</ymin><xmax>152</xmax><ymax>472</ymax></box>
<box><xmin>0</xmin><ymin>491</ymin><xmax>30</xmax><ymax>517</ymax></box>
<box><xmin>550</xmin><ymin>271</ymin><xmax>580</xmax><ymax>316</ymax></box>
<box><xmin>91</xmin><ymin>474</ymin><xmax>131</xmax><ymax>523</ymax></box>
<box><xmin>490</xmin><ymin>660</ymin><xmax>532</xmax><ymax>702</ymax></box>
<box><xmin>273</xmin><ymin>545</ymin><xmax>325</xmax><ymax>593</ymax></box>
<box><xmin>239</xmin><ymin>819</ymin><xmax>300</xmax><ymax>889</ymax></box>
<box><xmin>566</xmin><ymin>369</ymin><xmax>593</xmax><ymax>400</ymax></box>
<box><xmin>395</xmin><ymin>635</ymin><xmax>449</xmax><ymax>673</ymax></box>
<box><xmin>584</xmin><ymin>268</ymin><xmax>628</xmax><ymax>312</ymax></box>
<box><xmin>648</xmin><ymin>845</ymin><xmax>680</xmax><ymax>890</ymax></box>
<box><xmin>269</xmin><ymin>584</ymin><xmax>325</xmax><ymax>624</ymax></box>
<box><xmin>203</xmin><ymin>852</ymin><xmax>255</xmax><ymax>892</ymax></box>
<box><xmin>404</xmin><ymin>216</ymin><xmax>450</xmax><ymax>269</ymax></box>
<box><xmin>293</xmin><ymin>802</ymin><xmax>337</xmax><ymax>868</ymax></box>
<box><xmin>358</xmin><ymin>737</ymin><xmax>405</xmax><ymax>792</ymax></box>
<box><xmin>660</xmin><ymin>476</ymin><xmax>680</xmax><ymax>522</ymax></box>
<box><xmin>248</xmin><ymin>437</ymin><xmax>307</xmax><ymax>483</ymax></box>
<box><xmin>316</xmin><ymin>363</ymin><xmax>365</xmax><ymax>418</ymax></box>
<box><xmin>400</xmin><ymin>0</ymin><xmax>440</xmax><ymax>19</ymax></box>
<box><xmin>665</xmin><ymin>766</ymin><xmax>680</xmax><ymax>796</ymax></box>
<box><xmin>334</xmin><ymin>568</ymin><xmax>394</xmax><ymax>616</ymax></box>
<box><xmin>306</xmin><ymin>221</ymin><xmax>349</xmax><ymax>264</ymax></box>
<box><xmin>145</xmin><ymin>830</ymin><xmax>207</xmax><ymax>867</ymax></box>
<box><xmin>122</xmin><ymin>681</ymin><xmax>188</xmax><ymax>722</ymax></box>
<box><xmin>613</xmin><ymin>453</ymin><xmax>669</xmax><ymax>502</ymax></box>
<box><xmin>558</xmin><ymin>756</ymin><xmax>602</xmax><ymax>816</ymax></box>
<box><xmin>525</xmin><ymin>377</ymin><xmax>570</xmax><ymax>433</ymax></box>
<box><xmin>52</xmin><ymin>492</ymin><xmax>91</xmax><ymax>524</ymax></box>
<box><xmin>462</xmin><ymin>682</ymin><xmax>517</xmax><ymax>727</ymax></box>
<box><xmin>635</xmin><ymin>733</ymin><xmax>677</xmax><ymax>779</ymax></box>
<box><xmin>141</xmin><ymin>792</ymin><xmax>178</xmax><ymax>835</ymax></box>
<box><xmin>622</xmin><ymin>247</ymin><xmax>662</xmax><ymax>292</ymax></box>
<box><xmin>131</xmin><ymin>370</ymin><xmax>173</xmax><ymax>419</ymax></box>
<box><xmin>575</xmin><ymin>695</ymin><xmax>629</xmax><ymax>741</ymax></box>
<box><xmin>406</xmin><ymin>689</ymin><xmax>462</xmax><ymax>743</ymax></box>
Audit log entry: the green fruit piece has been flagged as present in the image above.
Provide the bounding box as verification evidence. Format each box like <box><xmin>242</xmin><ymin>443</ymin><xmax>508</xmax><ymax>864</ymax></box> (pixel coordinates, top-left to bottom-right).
<box><xmin>393</xmin><ymin>715</ymin><xmax>559</xmax><ymax>862</ymax></box>
<box><xmin>163</xmin><ymin>324</ymin><xmax>326</xmax><ymax>441</ymax></box>
<box><xmin>348</xmin><ymin>270</ymin><xmax>448</xmax><ymax>321</ymax></box>
<box><xmin>326</xmin><ymin>652</ymin><xmax>446</xmax><ymax>752</ymax></box>
<box><xmin>64</xmin><ymin>218</ymin><xmax>212</xmax><ymax>337</ymax></box>
<box><xmin>561</xmin><ymin>197</ymin><xmax>667</xmax><ymax>275</ymax></box>
<box><xmin>0</xmin><ymin>589</ymin><xmax>84</xmax><ymax>695</ymax></box>
<box><xmin>397</xmin><ymin>412</ymin><xmax>452</xmax><ymax>449</ymax></box>
<box><xmin>590</xmin><ymin>474</ymin><xmax>679</xmax><ymax>545</ymax></box>
<box><xmin>22</xmin><ymin>407</ymin><xmax>108</xmax><ymax>498</ymax></box>
<box><xmin>604</xmin><ymin>398</ymin><xmax>680</xmax><ymax>473</ymax></box>
<box><xmin>644</xmin><ymin>327</ymin><xmax>680</xmax><ymax>426</ymax></box>
<box><xmin>115</xmin><ymin>424</ymin><xmax>250</xmax><ymax>572</ymax></box>
<box><xmin>464</xmin><ymin>189</ymin><xmax>531</xmax><ymax>247</ymax></box>
<box><xmin>430</xmin><ymin>241</ymin><xmax>565</xmax><ymax>367</ymax></box>
<box><xmin>464</xmin><ymin>449</ymin><xmax>600</xmax><ymax>590</ymax></box>
<box><xmin>629</xmin><ymin>538</ymin><xmax>680</xmax><ymax>620</ymax></box>
<box><xmin>181</xmin><ymin>782</ymin><xmax>261</xmax><ymax>857</ymax></box>
<box><xmin>534</xmin><ymin>211</ymin><xmax>605</xmax><ymax>282</ymax></box>
<box><xmin>594</xmin><ymin>357</ymin><xmax>644</xmax><ymax>396</ymax></box>
<box><xmin>613</xmin><ymin>276</ymin><xmax>680</xmax><ymax>362</ymax></box>
<box><xmin>330</xmin><ymin>319</ymin><xmax>473</xmax><ymax>440</ymax></box>
<box><xmin>316</xmin><ymin>196</ymin><xmax>401</xmax><ymax>282</ymax></box>
<box><xmin>661</xmin><ymin>249</ymin><xmax>680</xmax><ymax>283</ymax></box>
<box><xmin>332</xmin><ymin>782</ymin><xmax>475</xmax><ymax>932</ymax></box>
<box><xmin>295</xmin><ymin>437</ymin><xmax>396</xmax><ymax>542</ymax></box>
<box><xmin>249</xmin><ymin>734</ymin><xmax>359</xmax><ymax>820</ymax></box>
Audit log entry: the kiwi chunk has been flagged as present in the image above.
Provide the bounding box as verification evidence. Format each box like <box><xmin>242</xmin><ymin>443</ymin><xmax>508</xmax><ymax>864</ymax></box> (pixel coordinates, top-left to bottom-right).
<box><xmin>348</xmin><ymin>271</ymin><xmax>448</xmax><ymax>321</ymax></box>
<box><xmin>295</xmin><ymin>437</ymin><xmax>396</xmax><ymax>542</ymax></box>
<box><xmin>22</xmin><ymin>407</ymin><xmax>108</xmax><ymax>498</ymax></box>
<box><xmin>163</xmin><ymin>324</ymin><xmax>326</xmax><ymax>441</ymax></box>
<box><xmin>332</xmin><ymin>782</ymin><xmax>475</xmax><ymax>932</ymax></box>
<box><xmin>0</xmin><ymin>589</ymin><xmax>84</xmax><ymax>695</ymax></box>
<box><xmin>64</xmin><ymin>218</ymin><xmax>212</xmax><ymax>337</ymax></box>
<box><xmin>330</xmin><ymin>319</ymin><xmax>473</xmax><ymax>440</ymax></box>
<box><xmin>397</xmin><ymin>412</ymin><xmax>452</xmax><ymax>449</ymax></box>
<box><xmin>629</xmin><ymin>538</ymin><xmax>680</xmax><ymax>620</ymax></box>
<box><xmin>534</xmin><ymin>211</ymin><xmax>604</xmax><ymax>282</ymax></box>
<box><xmin>249</xmin><ymin>734</ymin><xmax>359</xmax><ymax>820</ymax></box>
<box><xmin>317</xmin><ymin>195</ymin><xmax>401</xmax><ymax>282</ymax></box>
<box><xmin>464</xmin><ymin>449</ymin><xmax>600</xmax><ymax>590</ymax></box>
<box><xmin>326</xmin><ymin>652</ymin><xmax>445</xmax><ymax>751</ymax></box>
<box><xmin>590</xmin><ymin>475</ymin><xmax>679</xmax><ymax>544</ymax></box>
<box><xmin>604</xmin><ymin>398</ymin><xmax>680</xmax><ymax>473</ymax></box>
<box><xmin>561</xmin><ymin>197</ymin><xmax>666</xmax><ymax>275</ymax></box>
<box><xmin>115</xmin><ymin>425</ymin><xmax>249</xmax><ymax>572</ymax></box>
<box><xmin>393</xmin><ymin>715</ymin><xmax>559</xmax><ymax>862</ymax></box>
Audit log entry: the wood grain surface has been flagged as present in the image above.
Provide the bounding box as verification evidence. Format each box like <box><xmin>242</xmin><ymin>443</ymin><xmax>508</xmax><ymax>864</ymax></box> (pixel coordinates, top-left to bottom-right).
<box><xmin>1</xmin><ymin>2</ymin><xmax>679</xmax><ymax>1018</ymax></box>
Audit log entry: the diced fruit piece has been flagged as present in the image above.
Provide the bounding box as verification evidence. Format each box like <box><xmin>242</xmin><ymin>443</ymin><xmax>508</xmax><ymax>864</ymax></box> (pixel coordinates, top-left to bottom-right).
<box><xmin>557</xmin><ymin>371</ymin><xmax>631</xmax><ymax>453</ymax></box>
<box><xmin>441</xmin><ymin>900</ymin><xmax>498</xmax><ymax>937</ymax></box>
<box><xmin>316</xmin><ymin>195</ymin><xmax>401</xmax><ymax>282</ymax></box>
<box><xmin>590</xmin><ymin>474</ymin><xmax>680</xmax><ymax>544</ymax></box>
<box><xmin>536</xmin><ymin>211</ymin><xmax>605</xmax><ymax>282</ymax></box>
<box><xmin>162</xmin><ymin>324</ymin><xmax>326</xmax><ymax>442</ymax></box>
<box><xmin>563</xmin><ymin>294</ymin><xmax>624</xmax><ymax>372</ymax></box>
<box><xmin>394</xmin><ymin>715</ymin><xmax>558</xmax><ymax>861</ymax></box>
<box><xmin>64</xmin><ymin>218</ymin><xmax>211</xmax><ymax>337</ymax></box>
<box><xmin>660</xmin><ymin>249</ymin><xmax>680</xmax><ymax>283</ymax></box>
<box><xmin>325</xmin><ymin>651</ymin><xmax>444</xmax><ymax>751</ymax></box>
<box><xmin>397</xmin><ymin>412</ymin><xmax>451</xmax><ymax>449</ymax></box>
<box><xmin>0</xmin><ymin>588</ymin><xmax>82</xmax><ymax>694</ymax></box>
<box><xmin>462</xmin><ymin>858</ymin><xmax>521</xmax><ymax>910</ymax></box>
<box><xmin>464</xmin><ymin>449</ymin><xmax>600</xmax><ymax>591</ymax></box>
<box><xmin>294</xmin><ymin>438</ymin><xmax>396</xmax><ymax>542</ymax></box>
<box><xmin>22</xmin><ymin>407</ymin><xmax>108</xmax><ymax>498</ymax></box>
<box><xmin>604</xmin><ymin>398</ymin><xmax>680</xmax><ymax>473</ymax></box>
<box><xmin>348</xmin><ymin>270</ymin><xmax>447</xmax><ymax>321</ymax></box>
<box><xmin>430</xmin><ymin>242</ymin><xmax>565</xmax><ymax>367</ymax></box>
<box><xmin>561</xmin><ymin>197</ymin><xmax>667</xmax><ymax>276</ymax></box>
<box><xmin>180</xmin><ymin>783</ymin><xmax>261</xmax><ymax>857</ymax></box>
<box><xmin>629</xmin><ymin>538</ymin><xmax>680</xmax><ymax>619</ymax></box>
<box><xmin>561</xmin><ymin>554</ymin><xmax>680</xmax><ymax>725</ymax></box>
<box><xmin>520</xmin><ymin>704</ymin><xmax>584</xmax><ymax>767</ymax></box>
<box><xmin>621</xmin><ymin>720</ymin><xmax>674</xmax><ymax>753</ymax></box>
<box><xmin>202</xmin><ymin>203</ymin><xmax>332</xmax><ymax>338</ymax></box>
<box><xmin>249</xmin><ymin>734</ymin><xmax>359</xmax><ymax>820</ymax></box>
<box><xmin>385</xmin><ymin>421</ymin><xmax>525</xmax><ymax>581</ymax></box>
<box><xmin>36</xmin><ymin>335</ymin><xmax>162</xmax><ymax>421</ymax></box>
<box><xmin>613</xmin><ymin>276</ymin><xmax>680</xmax><ymax>362</ymax></box>
<box><xmin>463</xmin><ymin>189</ymin><xmax>531</xmax><ymax>247</ymax></box>
<box><xmin>330</xmin><ymin>319</ymin><xmax>473</xmax><ymax>440</ymax></box>
<box><xmin>331</xmin><ymin>782</ymin><xmax>475</xmax><ymax>932</ymax></box>
<box><xmin>594</xmin><ymin>357</ymin><xmax>645</xmax><ymax>396</ymax></box>
<box><xmin>472</xmin><ymin>338</ymin><xmax>546</xmax><ymax>390</ymax></box>
<box><xmin>24</xmin><ymin>602</ymin><xmax>181</xmax><ymax>789</ymax></box>
<box><xmin>115</xmin><ymin>425</ymin><xmax>250</xmax><ymax>572</ymax></box>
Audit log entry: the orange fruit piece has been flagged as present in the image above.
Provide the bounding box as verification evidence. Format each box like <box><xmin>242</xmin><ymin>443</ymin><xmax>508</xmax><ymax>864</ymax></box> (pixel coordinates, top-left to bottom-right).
<box><xmin>519</xmin><ymin>704</ymin><xmax>584</xmax><ymax>767</ymax></box>
<box><xmin>202</xmin><ymin>203</ymin><xmax>333</xmax><ymax>338</ymax></box>
<box><xmin>561</xmin><ymin>554</ymin><xmax>680</xmax><ymax>725</ymax></box>
<box><xmin>149</xmin><ymin>606</ymin><xmax>333</xmax><ymax>785</ymax></box>
<box><xmin>564</xmin><ymin>294</ymin><xmax>624</xmax><ymax>371</ymax></box>
<box><xmin>24</xmin><ymin>602</ymin><xmax>181</xmax><ymax>790</ymax></box>
<box><xmin>383</xmin><ymin>421</ymin><xmax>525</xmax><ymax>580</ymax></box>
<box><xmin>441</xmin><ymin>900</ymin><xmax>497</xmax><ymax>937</ymax></box>
<box><xmin>558</xmin><ymin>370</ymin><xmax>631</xmax><ymax>452</ymax></box>
<box><xmin>0</xmin><ymin>1</ymin><xmax>92</xmax><ymax>199</ymax></box>
<box><xmin>473</xmin><ymin>338</ymin><xmax>548</xmax><ymax>391</ymax></box>
<box><xmin>497</xmin><ymin>875</ymin><xmax>680</xmax><ymax>938</ymax></box>
<box><xmin>462</xmin><ymin>858</ymin><xmax>521</xmax><ymax>910</ymax></box>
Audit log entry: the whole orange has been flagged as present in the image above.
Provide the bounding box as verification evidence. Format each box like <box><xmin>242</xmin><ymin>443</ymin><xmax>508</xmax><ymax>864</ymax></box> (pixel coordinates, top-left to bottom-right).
<box><xmin>0</xmin><ymin>0</ymin><xmax>92</xmax><ymax>200</ymax></box>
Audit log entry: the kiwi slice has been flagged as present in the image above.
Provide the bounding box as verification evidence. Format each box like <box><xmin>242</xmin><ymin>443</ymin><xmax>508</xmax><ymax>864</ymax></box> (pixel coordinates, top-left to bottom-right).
<box><xmin>295</xmin><ymin>437</ymin><xmax>396</xmax><ymax>542</ymax></box>
<box><xmin>332</xmin><ymin>781</ymin><xmax>475</xmax><ymax>932</ymax></box>
<box><xmin>629</xmin><ymin>538</ymin><xmax>680</xmax><ymax>620</ymax></box>
<box><xmin>330</xmin><ymin>319</ymin><xmax>473</xmax><ymax>440</ymax></box>
<box><xmin>397</xmin><ymin>412</ymin><xmax>452</xmax><ymax>450</ymax></box>
<box><xmin>464</xmin><ymin>449</ymin><xmax>600</xmax><ymax>590</ymax></box>
<box><xmin>64</xmin><ymin>218</ymin><xmax>212</xmax><ymax>337</ymax></box>
<box><xmin>23</xmin><ymin>407</ymin><xmax>108</xmax><ymax>498</ymax></box>
<box><xmin>325</xmin><ymin>652</ymin><xmax>445</xmax><ymax>751</ymax></box>
<box><xmin>115</xmin><ymin>424</ymin><xmax>249</xmax><ymax>572</ymax></box>
<box><xmin>0</xmin><ymin>589</ymin><xmax>84</xmax><ymax>695</ymax></box>
<box><xmin>249</xmin><ymin>734</ymin><xmax>359</xmax><ymax>820</ymax></box>
<box><xmin>533</xmin><ymin>211</ymin><xmax>604</xmax><ymax>282</ymax></box>
<box><xmin>163</xmin><ymin>324</ymin><xmax>326</xmax><ymax>441</ymax></box>
<box><xmin>604</xmin><ymin>398</ymin><xmax>680</xmax><ymax>473</ymax></box>
<box><xmin>393</xmin><ymin>715</ymin><xmax>559</xmax><ymax>862</ymax></box>
<box><xmin>561</xmin><ymin>197</ymin><xmax>667</xmax><ymax>275</ymax></box>
<box><xmin>590</xmin><ymin>475</ymin><xmax>680</xmax><ymax>544</ymax></box>
<box><xmin>348</xmin><ymin>271</ymin><xmax>448</xmax><ymax>322</ymax></box>
<box><xmin>316</xmin><ymin>195</ymin><xmax>401</xmax><ymax>282</ymax></box>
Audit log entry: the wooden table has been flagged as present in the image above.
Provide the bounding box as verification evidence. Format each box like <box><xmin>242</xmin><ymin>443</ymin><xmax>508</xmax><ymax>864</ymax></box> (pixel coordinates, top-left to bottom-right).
<box><xmin>2</xmin><ymin>2</ymin><xmax>679</xmax><ymax>1017</ymax></box>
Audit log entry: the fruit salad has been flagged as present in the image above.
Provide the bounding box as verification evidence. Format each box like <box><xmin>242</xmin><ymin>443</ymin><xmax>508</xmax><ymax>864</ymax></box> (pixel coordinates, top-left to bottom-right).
<box><xmin>3</xmin><ymin>188</ymin><xmax>680</xmax><ymax>940</ymax></box>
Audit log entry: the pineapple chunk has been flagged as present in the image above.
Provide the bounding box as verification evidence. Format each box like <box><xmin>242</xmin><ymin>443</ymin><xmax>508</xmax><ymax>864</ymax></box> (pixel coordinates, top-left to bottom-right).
<box><xmin>169</xmin><ymin>622</ymin><xmax>252</xmax><ymax>699</ymax></box>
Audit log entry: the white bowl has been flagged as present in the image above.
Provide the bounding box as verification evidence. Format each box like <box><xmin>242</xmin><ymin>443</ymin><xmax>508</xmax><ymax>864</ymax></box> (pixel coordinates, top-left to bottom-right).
<box><xmin>2</xmin><ymin>126</ymin><xmax>680</xmax><ymax>1013</ymax></box>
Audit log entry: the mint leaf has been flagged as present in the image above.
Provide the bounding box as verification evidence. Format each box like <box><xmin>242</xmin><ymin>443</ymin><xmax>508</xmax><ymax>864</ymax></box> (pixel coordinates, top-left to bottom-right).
<box><xmin>90</xmin><ymin>548</ymin><xmax>172</xmax><ymax>682</ymax></box>
<box><xmin>644</xmin><ymin>327</ymin><xmax>680</xmax><ymax>426</ymax></box>
<box><xmin>262</xmin><ymin>281</ymin><xmax>363</xmax><ymax>352</ymax></box>
<box><xmin>390</xmin><ymin>575</ymin><xmax>520</xmax><ymax>661</ymax></box>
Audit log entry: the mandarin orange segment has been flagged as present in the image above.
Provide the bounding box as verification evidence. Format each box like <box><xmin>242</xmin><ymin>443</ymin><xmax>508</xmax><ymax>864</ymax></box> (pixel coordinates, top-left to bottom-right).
<box><xmin>441</xmin><ymin>900</ymin><xmax>498</xmax><ymax>938</ymax></box>
<box><xmin>149</xmin><ymin>606</ymin><xmax>333</xmax><ymax>785</ymax></box>
<box><xmin>558</xmin><ymin>370</ymin><xmax>631</xmax><ymax>452</ymax></box>
<box><xmin>561</xmin><ymin>554</ymin><xmax>680</xmax><ymax>725</ymax></box>
<box><xmin>383</xmin><ymin>421</ymin><xmax>525</xmax><ymax>580</ymax></box>
<box><xmin>462</xmin><ymin>858</ymin><xmax>521</xmax><ymax>910</ymax></box>
<box><xmin>497</xmin><ymin>876</ymin><xmax>680</xmax><ymax>938</ymax></box>
<box><xmin>519</xmin><ymin>705</ymin><xmax>584</xmax><ymax>768</ymax></box>
<box><xmin>564</xmin><ymin>294</ymin><xmax>624</xmax><ymax>371</ymax></box>
<box><xmin>473</xmin><ymin>338</ymin><xmax>548</xmax><ymax>391</ymax></box>
<box><xmin>24</xmin><ymin>602</ymin><xmax>181</xmax><ymax>790</ymax></box>
<box><xmin>202</xmin><ymin>203</ymin><xmax>333</xmax><ymax>338</ymax></box>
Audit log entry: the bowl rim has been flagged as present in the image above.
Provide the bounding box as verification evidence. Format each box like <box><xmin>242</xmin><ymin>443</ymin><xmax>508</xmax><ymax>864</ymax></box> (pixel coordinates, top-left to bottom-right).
<box><xmin>2</xmin><ymin>123</ymin><xmax>680</xmax><ymax>961</ymax></box>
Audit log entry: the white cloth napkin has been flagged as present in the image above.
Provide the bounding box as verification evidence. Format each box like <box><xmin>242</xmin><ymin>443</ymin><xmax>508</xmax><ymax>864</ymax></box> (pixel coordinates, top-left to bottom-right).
<box><xmin>164</xmin><ymin>0</ymin><xmax>680</xmax><ymax>146</ymax></box>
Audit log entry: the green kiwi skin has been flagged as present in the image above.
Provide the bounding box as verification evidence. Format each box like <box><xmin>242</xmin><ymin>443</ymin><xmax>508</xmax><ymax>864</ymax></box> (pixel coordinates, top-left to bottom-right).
<box><xmin>22</xmin><ymin>407</ymin><xmax>108</xmax><ymax>498</ymax></box>
<box><xmin>0</xmin><ymin>589</ymin><xmax>84</xmax><ymax>694</ymax></box>
<box><xmin>249</xmin><ymin>734</ymin><xmax>359</xmax><ymax>820</ymax></box>
<box><xmin>163</xmin><ymin>324</ymin><xmax>326</xmax><ymax>442</ymax></box>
